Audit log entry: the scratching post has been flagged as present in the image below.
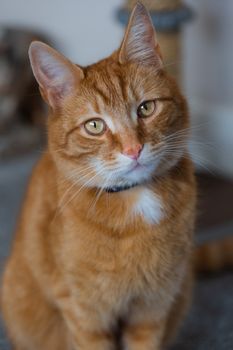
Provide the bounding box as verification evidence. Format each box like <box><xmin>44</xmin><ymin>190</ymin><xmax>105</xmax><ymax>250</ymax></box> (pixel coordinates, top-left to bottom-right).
<box><xmin>117</xmin><ymin>0</ymin><xmax>193</xmax><ymax>83</ymax></box>
<box><xmin>126</xmin><ymin>0</ymin><xmax>182</xmax><ymax>11</ymax></box>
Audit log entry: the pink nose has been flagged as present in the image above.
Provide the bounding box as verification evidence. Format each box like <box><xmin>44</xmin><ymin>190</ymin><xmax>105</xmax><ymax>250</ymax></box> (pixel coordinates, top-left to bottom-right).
<box><xmin>122</xmin><ymin>144</ymin><xmax>143</xmax><ymax>160</ymax></box>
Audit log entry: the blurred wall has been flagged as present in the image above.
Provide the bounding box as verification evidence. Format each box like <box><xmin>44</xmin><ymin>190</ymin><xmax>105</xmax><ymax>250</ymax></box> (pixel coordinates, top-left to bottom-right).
<box><xmin>1</xmin><ymin>0</ymin><xmax>124</xmax><ymax>65</ymax></box>
<box><xmin>183</xmin><ymin>0</ymin><xmax>233</xmax><ymax>177</ymax></box>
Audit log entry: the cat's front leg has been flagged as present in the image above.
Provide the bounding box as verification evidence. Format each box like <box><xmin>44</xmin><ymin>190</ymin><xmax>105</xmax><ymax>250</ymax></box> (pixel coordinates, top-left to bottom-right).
<box><xmin>60</xmin><ymin>302</ymin><xmax>115</xmax><ymax>350</ymax></box>
<box><xmin>123</xmin><ymin>322</ymin><xmax>166</xmax><ymax>350</ymax></box>
<box><xmin>68</xmin><ymin>331</ymin><xmax>115</xmax><ymax>350</ymax></box>
<box><xmin>123</xmin><ymin>299</ymin><xmax>167</xmax><ymax>350</ymax></box>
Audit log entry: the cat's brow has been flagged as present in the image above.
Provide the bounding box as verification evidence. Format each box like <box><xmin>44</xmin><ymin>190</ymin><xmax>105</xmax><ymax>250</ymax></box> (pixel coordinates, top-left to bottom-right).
<box><xmin>93</xmin><ymin>72</ymin><xmax>127</xmax><ymax>110</ymax></box>
<box><xmin>156</xmin><ymin>97</ymin><xmax>175</xmax><ymax>102</ymax></box>
<box><xmin>114</xmin><ymin>73</ymin><xmax>128</xmax><ymax>102</ymax></box>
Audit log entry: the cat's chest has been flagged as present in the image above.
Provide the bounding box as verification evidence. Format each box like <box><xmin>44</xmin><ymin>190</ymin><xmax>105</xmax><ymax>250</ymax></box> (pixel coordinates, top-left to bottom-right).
<box><xmin>90</xmin><ymin>233</ymin><xmax>162</xmax><ymax>308</ymax></box>
<box><xmin>64</xmin><ymin>189</ymin><xmax>165</xmax><ymax>297</ymax></box>
<box><xmin>132</xmin><ymin>188</ymin><xmax>163</xmax><ymax>225</ymax></box>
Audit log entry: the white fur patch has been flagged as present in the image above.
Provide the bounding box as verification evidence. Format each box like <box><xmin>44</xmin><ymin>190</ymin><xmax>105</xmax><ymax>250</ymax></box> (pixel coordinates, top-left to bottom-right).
<box><xmin>133</xmin><ymin>189</ymin><xmax>163</xmax><ymax>225</ymax></box>
<box><xmin>102</xmin><ymin>114</ymin><xmax>116</xmax><ymax>134</ymax></box>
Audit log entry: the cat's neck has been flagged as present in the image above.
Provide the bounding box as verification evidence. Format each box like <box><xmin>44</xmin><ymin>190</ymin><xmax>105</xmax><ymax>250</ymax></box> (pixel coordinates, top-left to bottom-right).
<box><xmin>52</xmin><ymin>154</ymin><xmax>193</xmax><ymax>231</ymax></box>
<box><xmin>55</xmin><ymin>169</ymin><xmax>161</xmax><ymax>231</ymax></box>
<box><xmin>101</xmin><ymin>182</ymin><xmax>139</xmax><ymax>193</ymax></box>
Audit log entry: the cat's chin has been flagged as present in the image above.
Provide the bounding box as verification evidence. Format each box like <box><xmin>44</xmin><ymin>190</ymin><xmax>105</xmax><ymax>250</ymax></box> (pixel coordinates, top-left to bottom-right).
<box><xmin>101</xmin><ymin>163</ymin><xmax>156</xmax><ymax>191</ymax></box>
<box><xmin>124</xmin><ymin>163</ymin><xmax>154</xmax><ymax>182</ymax></box>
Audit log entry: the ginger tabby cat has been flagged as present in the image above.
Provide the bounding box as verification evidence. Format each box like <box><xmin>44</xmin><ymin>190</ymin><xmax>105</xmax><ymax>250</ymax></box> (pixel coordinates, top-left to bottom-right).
<box><xmin>1</xmin><ymin>3</ymin><xmax>197</xmax><ymax>350</ymax></box>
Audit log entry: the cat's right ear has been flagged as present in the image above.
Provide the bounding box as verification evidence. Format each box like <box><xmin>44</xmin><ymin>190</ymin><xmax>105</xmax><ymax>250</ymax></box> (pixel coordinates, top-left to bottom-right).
<box><xmin>119</xmin><ymin>3</ymin><xmax>163</xmax><ymax>68</ymax></box>
<box><xmin>29</xmin><ymin>41</ymin><xmax>84</xmax><ymax>109</ymax></box>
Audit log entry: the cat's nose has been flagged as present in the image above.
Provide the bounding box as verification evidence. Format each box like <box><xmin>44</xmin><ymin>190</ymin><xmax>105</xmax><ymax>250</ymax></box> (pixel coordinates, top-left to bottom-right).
<box><xmin>122</xmin><ymin>144</ymin><xmax>143</xmax><ymax>160</ymax></box>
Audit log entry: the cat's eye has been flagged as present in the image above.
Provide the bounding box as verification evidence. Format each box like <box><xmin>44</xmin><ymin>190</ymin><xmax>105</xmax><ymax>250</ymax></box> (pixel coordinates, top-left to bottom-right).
<box><xmin>84</xmin><ymin>119</ymin><xmax>106</xmax><ymax>136</ymax></box>
<box><xmin>137</xmin><ymin>100</ymin><xmax>156</xmax><ymax>118</ymax></box>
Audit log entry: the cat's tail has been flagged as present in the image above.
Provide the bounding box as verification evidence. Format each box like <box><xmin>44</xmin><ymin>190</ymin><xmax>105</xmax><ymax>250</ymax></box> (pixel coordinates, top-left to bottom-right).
<box><xmin>194</xmin><ymin>236</ymin><xmax>233</xmax><ymax>272</ymax></box>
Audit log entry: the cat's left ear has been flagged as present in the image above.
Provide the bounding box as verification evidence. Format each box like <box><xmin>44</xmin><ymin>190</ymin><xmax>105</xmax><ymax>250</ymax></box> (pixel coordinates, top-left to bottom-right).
<box><xmin>119</xmin><ymin>2</ymin><xmax>163</xmax><ymax>68</ymax></box>
<box><xmin>29</xmin><ymin>41</ymin><xmax>84</xmax><ymax>109</ymax></box>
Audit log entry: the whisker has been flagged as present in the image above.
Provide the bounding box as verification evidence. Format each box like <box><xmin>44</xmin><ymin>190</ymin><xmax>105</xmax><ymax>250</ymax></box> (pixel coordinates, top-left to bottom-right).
<box><xmin>58</xmin><ymin>169</ymin><xmax>94</xmax><ymax>206</ymax></box>
<box><xmin>56</xmin><ymin>168</ymin><xmax>106</xmax><ymax>217</ymax></box>
<box><xmin>56</xmin><ymin>164</ymin><xmax>96</xmax><ymax>189</ymax></box>
<box><xmin>51</xmin><ymin>165</ymin><xmax>105</xmax><ymax>223</ymax></box>
<box><xmin>82</xmin><ymin>170</ymin><xmax>115</xmax><ymax>214</ymax></box>
<box><xmin>87</xmin><ymin>173</ymin><xmax>113</xmax><ymax>213</ymax></box>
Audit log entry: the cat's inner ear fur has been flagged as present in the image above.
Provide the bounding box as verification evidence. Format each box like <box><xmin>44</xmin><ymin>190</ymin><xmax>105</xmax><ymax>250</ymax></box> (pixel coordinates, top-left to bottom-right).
<box><xmin>29</xmin><ymin>41</ymin><xmax>84</xmax><ymax>109</ymax></box>
<box><xmin>119</xmin><ymin>2</ymin><xmax>163</xmax><ymax>67</ymax></box>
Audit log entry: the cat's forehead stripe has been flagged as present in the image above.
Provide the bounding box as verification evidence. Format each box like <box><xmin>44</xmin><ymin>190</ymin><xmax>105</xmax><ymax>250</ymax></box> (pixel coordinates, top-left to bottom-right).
<box><xmin>93</xmin><ymin>69</ymin><xmax>130</xmax><ymax>109</ymax></box>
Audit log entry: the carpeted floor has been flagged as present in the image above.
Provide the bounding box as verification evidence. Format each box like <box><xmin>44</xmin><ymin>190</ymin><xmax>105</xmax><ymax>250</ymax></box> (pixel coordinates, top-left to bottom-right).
<box><xmin>0</xmin><ymin>153</ymin><xmax>233</xmax><ymax>349</ymax></box>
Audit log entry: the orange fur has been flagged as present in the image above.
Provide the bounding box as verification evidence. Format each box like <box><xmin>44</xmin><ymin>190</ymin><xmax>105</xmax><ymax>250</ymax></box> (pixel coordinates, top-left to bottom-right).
<box><xmin>1</xmin><ymin>4</ymin><xmax>197</xmax><ymax>350</ymax></box>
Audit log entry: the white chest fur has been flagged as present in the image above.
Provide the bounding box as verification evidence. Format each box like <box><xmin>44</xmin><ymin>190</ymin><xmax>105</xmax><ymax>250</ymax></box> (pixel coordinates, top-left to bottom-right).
<box><xmin>133</xmin><ymin>189</ymin><xmax>163</xmax><ymax>225</ymax></box>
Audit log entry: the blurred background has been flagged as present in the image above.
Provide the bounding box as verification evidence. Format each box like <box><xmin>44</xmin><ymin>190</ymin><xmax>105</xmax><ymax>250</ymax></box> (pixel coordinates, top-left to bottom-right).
<box><xmin>0</xmin><ymin>1</ymin><xmax>233</xmax><ymax>349</ymax></box>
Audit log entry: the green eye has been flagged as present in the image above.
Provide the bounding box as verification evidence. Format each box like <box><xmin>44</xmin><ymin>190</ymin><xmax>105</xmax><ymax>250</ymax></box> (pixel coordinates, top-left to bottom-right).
<box><xmin>84</xmin><ymin>119</ymin><xmax>106</xmax><ymax>136</ymax></box>
<box><xmin>137</xmin><ymin>100</ymin><xmax>156</xmax><ymax>118</ymax></box>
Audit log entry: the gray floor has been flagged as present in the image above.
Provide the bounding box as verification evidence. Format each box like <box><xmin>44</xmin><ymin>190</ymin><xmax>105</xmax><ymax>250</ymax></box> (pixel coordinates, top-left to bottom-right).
<box><xmin>0</xmin><ymin>153</ymin><xmax>233</xmax><ymax>349</ymax></box>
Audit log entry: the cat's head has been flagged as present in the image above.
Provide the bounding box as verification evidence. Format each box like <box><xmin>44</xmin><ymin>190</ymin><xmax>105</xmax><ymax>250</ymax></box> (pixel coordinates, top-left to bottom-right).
<box><xmin>29</xmin><ymin>3</ymin><xmax>189</xmax><ymax>190</ymax></box>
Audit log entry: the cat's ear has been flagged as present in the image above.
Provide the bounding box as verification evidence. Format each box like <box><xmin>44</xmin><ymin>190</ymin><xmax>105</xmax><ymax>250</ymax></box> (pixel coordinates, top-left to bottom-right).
<box><xmin>119</xmin><ymin>2</ymin><xmax>163</xmax><ymax>67</ymax></box>
<box><xmin>29</xmin><ymin>41</ymin><xmax>84</xmax><ymax>109</ymax></box>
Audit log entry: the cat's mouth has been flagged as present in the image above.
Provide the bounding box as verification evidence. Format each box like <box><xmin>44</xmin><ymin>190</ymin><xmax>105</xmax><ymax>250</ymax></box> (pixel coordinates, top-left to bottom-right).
<box><xmin>93</xmin><ymin>157</ymin><xmax>157</xmax><ymax>193</ymax></box>
<box><xmin>126</xmin><ymin>162</ymin><xmax>143</xmax><ymax>173</ymax></box>
<box><xmin>107</xmin><ymin>161</ymin><xmax>155</xmax><ymax>190</ymax></box>
<box><xmin>103</xmin><ymin>163</ymin><xmax>152</xmax><ymax>193</ymax></box>
<box><xmin>126</xmin><ymin>159</ymin><xmax>156</xmax><ymax>176</ymax></box>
